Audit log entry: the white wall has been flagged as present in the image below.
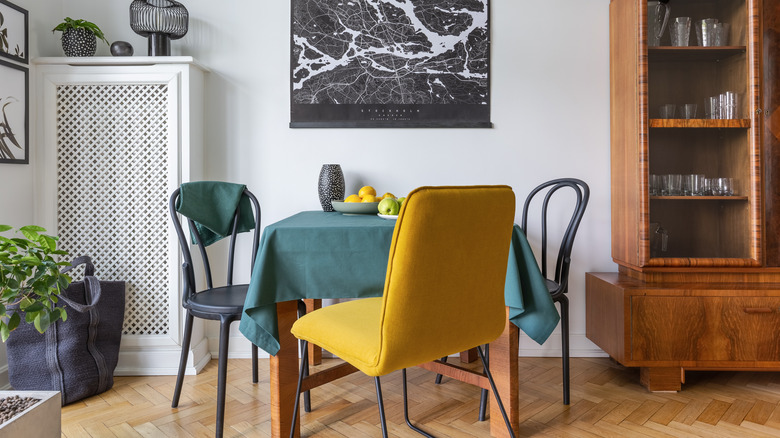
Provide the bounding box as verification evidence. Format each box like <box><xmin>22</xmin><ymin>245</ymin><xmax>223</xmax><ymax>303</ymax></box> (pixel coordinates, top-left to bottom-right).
<box><xmin>0</xmin><ymin>0</ymin><xmax>62</xmax><ymax>387</ymax></box>
<box><xmin>1</xmin><ymin>0</ymin><xmax>614</xmax><ymax>372</ymax></box>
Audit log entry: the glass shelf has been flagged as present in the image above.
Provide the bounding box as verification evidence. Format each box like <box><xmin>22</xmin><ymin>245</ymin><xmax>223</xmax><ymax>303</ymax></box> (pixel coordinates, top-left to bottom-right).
<box><xmin>648</xmin><ymin>46</ymin><xmax>747</xmax><ymax>62</ymax></box>
<box><xmin>650</xmin><ymin>195</ymin><xmax>748</xmax><ymax>201</ymax></box>
<box><xmin>649</xmin><ymin>119</ymin><xmax>751</xmax><ymax>128</ymax></box>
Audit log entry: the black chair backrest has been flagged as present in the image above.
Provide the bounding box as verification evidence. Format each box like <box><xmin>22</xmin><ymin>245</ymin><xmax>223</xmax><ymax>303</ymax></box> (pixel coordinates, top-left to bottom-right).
<box><xmin>520</xmin><ymin>178</ymin><xmax>589</xmax><ymax>296</ymax></box>
<box><xmin>169</xmin><ymin>188</ymin><xmax>261</xmax><ymax>303</ymax></box>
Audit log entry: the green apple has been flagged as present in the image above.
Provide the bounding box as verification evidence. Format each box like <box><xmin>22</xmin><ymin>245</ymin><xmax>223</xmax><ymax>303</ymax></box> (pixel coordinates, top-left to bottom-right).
<box><xmin>378</xmin><ymin>197</ymin><xmax>400</xmax><ymax>215</ymax></box>
<box><xmin>397</xmin><ymin>197</ymin><xmax>405</xmax><ymax>207</ymax></box>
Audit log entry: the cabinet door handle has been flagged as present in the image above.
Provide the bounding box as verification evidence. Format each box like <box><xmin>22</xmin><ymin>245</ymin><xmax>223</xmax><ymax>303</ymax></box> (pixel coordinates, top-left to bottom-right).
<box><xmin>744</xmin><ymin>307</ymin><xmax>773</xmax><ymax>314</ymax></box>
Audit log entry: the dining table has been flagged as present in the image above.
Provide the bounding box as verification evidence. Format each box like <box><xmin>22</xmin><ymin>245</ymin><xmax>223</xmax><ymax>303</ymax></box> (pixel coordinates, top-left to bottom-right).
<box><xmin>238</xmin><ymin>210</ymin><xmax>560</xmax><ymax>438</ymax></box>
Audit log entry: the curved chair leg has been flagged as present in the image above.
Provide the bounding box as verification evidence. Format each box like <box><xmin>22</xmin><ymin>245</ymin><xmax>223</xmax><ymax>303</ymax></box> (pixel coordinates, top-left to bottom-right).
<box><xmin>375</xmin><ymin>377</ymin><xmax>389</xmax><ymax>438</ymax></box>
<box><xmin>290</xmin><ymin>340</ymin><xmax>310</xmax><ymax>438</ymax></box>
<box><xmin>171</xmin><ymin>311</ymin><xmax>194</xmax><ymax>408</ymax></box>
<box><xmin>402</xmin><ymin>369</ymin><xmax>434</xmax><ymax>438</ymax></box>
<box><xmin>215</xmin><ymin>316</ymin><xmax>234</xmax><ymax>438</ymax></box>
<box><xmin>559</xmin><ymin>295</ymin><xmax>571</xmax><ymax>405</ymax></box>
<box><xmin>478</xmin><ymin>346</ymin><xmax>516</xmax><ymax>438</ymax></box>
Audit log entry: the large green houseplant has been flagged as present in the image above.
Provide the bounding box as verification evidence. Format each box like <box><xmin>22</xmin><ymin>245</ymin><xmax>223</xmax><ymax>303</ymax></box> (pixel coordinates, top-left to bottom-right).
<box><xmin>0</xmin><ymin>225</ymin><xmax>71</xmax><ymax>342</ymax></box>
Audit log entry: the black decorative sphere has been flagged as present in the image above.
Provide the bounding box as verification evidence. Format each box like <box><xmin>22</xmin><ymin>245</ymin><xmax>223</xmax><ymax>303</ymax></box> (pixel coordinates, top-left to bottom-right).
<box><xmin>61</xmin><ymin>28</ymin><xmax>97</xmax><ymax>57</ymax></box>
<box><xmin>110</xmin><ymin>41</ymin><xmax>134</xmax><ymax>56</ymax></box>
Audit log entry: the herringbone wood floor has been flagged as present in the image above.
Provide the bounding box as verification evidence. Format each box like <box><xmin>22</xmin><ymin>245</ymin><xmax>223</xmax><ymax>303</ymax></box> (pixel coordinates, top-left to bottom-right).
<box><xmin>61</xmin><ymin>357</ymin><xmax>780</xmax><ymax>437</ymax></box>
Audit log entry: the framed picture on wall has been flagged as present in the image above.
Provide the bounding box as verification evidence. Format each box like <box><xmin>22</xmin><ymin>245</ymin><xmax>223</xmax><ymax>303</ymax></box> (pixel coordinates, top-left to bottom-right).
<box><xmin>0</xmin><ymin>0</ymin><xmax>28</xmax><ymax>64</ymax></box>
<box><xmin>0</xmin><ymin>58</ymin><xmax>28</xmax><ymax>164</ymax></box>
<box><xmin>290</xmin><ymin>0</ymin><xmax>491</xmax><ymax>128</ymax></box>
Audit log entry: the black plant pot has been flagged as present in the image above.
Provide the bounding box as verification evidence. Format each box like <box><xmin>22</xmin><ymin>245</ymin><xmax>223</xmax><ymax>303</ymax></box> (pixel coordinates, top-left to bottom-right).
<box><xmin>61</xmin><ymin>28</ymin><xmax>97</xmax><ymax>57</ymax></box>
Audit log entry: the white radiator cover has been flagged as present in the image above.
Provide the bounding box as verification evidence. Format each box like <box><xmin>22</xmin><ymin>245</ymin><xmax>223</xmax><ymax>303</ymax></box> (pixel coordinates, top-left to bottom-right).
<box><xmin>34</xmin><ymin>57</ymin><xmax>206</xmax><ymax>376</ymax></box>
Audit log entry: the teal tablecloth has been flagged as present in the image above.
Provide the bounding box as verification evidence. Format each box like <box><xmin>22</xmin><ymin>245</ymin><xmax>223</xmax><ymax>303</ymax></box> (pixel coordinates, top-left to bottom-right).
<box><xmin>239</xmin><ymin>211</ymin><xmax>560</xmax><ymax>356</ymax></box>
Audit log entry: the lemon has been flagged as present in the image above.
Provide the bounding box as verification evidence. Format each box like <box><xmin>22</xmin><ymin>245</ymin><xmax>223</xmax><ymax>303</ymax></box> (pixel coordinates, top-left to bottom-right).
<box><xmin>361</xmin><ymin>194</ymin><xmax>378</xmax><ymax>202</ymax></box>
<box><xmin>344</xmin><ymin>194</ymin><xmax>361</xmax><ymax>203</ymax></box>
<box><xmin>358</xmin><ymin>186</ymin><xmax>376</xmax><ymax>198</ymax></box>
<box><xmin>380</xmin><ymin>192</ymin><xmax>395</xmax><ymax>199</ymax></box>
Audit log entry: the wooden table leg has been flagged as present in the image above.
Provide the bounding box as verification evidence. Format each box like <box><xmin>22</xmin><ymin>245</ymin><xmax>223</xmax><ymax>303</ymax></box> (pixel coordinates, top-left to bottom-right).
<box><xmin>270</xmin><ymin>300</ymin><xmax>300</xmax><ymax>438</ymax></box>
<box><xmin>460</xmin><ymin>348</ymin><xmax>478</xmax><ymax>363</ymax></box>
<box><xmin>488</xmin><ymin>307</ymin><xmax>520</xmax><ymax>437</ymax></box>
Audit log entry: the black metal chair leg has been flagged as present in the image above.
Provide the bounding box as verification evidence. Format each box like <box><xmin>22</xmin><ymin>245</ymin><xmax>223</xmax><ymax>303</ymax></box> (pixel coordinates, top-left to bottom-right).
<box><xmin>300</xmin><ymin>336</ymin><xmax>311</xmax><ymax>413</ymax></box>
<box><xmin>171</xmin><ymin>311</ymin><xmax>194</xmax><ymax>408</ymax></box>
<box><xmin>478</xmin><ymin>344</ymin><xmax>489</xmax><ymax>421</ymax></box>
<box><xmin>215</xmin><ymin>317</ymin><xmax>233</xmax><ymax>438</ymax></box>
<box><xmin>252</xmin><ymin>343</ymin><xmax>258</xmax><ymax>383</ymax></box>
<box><xmin>290</xmin><ymin>341</ymin><xmax>309</xmax><ymax>438</ymax></box>
<box><xmin>402</xmin><ymin>369</ymin><xmax>434</xmax><ymax>438</ymax></box>
<box><xmin>477</xmin><ymin>346</ymin><xmax>516</xmax><ymax>438</ymax></box>
<box><xmin>289</xmin><ymin>340</ymin><xmax>309</xmax><ymax>438</ymax></box>
<box><xmin>297</xmin><ymin>300</ymin><xmax>311</xmax><ymax>412</ymax></box>
<box><xmin>559</xmin><ymin>295</ymin><xmax>570</xmax><ymax>405</ymax></box>
<box><xmin>434</xmin><ymin>356</ymin><xmax>448</xmax><ymax>384</ymax></box>
<box><xmin>374</xmin><ymin>377</ymin><xmax>389</xmax><ymax>438</ymax></box>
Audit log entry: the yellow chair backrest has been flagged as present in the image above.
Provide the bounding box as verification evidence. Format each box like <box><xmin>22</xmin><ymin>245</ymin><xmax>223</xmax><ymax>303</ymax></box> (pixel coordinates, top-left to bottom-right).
<box><xmin>373</xmin><ymin>185</ymin><xmax>516</xmax><ymax>375</ymax></box>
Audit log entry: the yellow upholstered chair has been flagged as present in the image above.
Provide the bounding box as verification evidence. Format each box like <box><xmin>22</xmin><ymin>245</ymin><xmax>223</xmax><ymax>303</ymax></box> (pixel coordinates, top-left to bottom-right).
<box><xmin>289</xmin><ymin>185</ymin><xmax>517</xmax><ymax>437</ymax></box>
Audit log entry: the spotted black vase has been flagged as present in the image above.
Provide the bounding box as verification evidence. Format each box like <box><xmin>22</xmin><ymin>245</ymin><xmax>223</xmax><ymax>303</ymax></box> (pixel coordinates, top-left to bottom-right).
<box><xmin>61</xmin><ymin>28</ymin><xmax>97</xmax><ymax>57</ymax></box>
<box><xmin>318</xmin><ymin>164</ymin><xmax>345</xmax><ymax>212</ymax></box>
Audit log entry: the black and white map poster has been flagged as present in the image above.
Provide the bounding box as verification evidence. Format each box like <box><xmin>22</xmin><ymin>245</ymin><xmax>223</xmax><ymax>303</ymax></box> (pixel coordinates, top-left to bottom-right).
<box><xmin>290</xmin><ymin>0</ymin><xmax>491</xmax><ymax>128</ymax></box>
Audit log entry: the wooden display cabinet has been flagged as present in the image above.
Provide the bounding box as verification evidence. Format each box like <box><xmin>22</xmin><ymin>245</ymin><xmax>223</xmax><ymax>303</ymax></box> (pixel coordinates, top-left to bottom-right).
<box><xmin>587</xmin><ymin>0</ymin><xmax>780</xmax><ymax>391</ymax></box>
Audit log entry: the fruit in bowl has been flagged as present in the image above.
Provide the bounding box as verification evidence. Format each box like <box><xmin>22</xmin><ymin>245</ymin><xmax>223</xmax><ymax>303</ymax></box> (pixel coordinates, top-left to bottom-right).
<box><xmin>378</xmin><ymin>197</ymin><xmax>400</xmax><ymax>215</ymax></box>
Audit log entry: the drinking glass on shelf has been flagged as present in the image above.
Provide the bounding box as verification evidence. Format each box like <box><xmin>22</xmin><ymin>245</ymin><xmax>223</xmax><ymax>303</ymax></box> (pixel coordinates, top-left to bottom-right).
<box><xmin>718</xmin><ymin>177</ymin><xmax>734</xmax><ymax>196</ymax></box>
<box><xmin>684</xmin><ymin>174</ymin><xmax>705</xmax><ymax>196</ymax></box>
<box><xmin>659</xmin><ymin>104</ymin><xmax>676</xmax><ymax>118</ymax></box>
<box><xmin>671</xmin><ymin>17</ymin><xmax>691</xmax><ymax>46</ymax></box>
<box><xmin>666</xmin><ymin>174</ymin><xmax>683</xmax><ymax>196</ymax></box>
<box><xmin>681</xmin><ymin>104</ymin><xmax>698</xmax><ymax>119</ymax></box>
<box><xmin>713</xmin><ymin>23</ymin><xmax>730</xmax><ymax>46</ymax></box>
<box><xmin>695</xmin><ymin>18</ymin><xmax>718</xmax><ymax>47</ymax></box>
<box><xmin>720</xmin><ymin>91</ymin><xmax>738</xmax><ymax>119</ymax></box>
<box><xmin>705</xmin><ymin>96</ymin><xmax>720</xmax><ymax>119</ymax></box>
<box><xmin>649</xmin><ymin>174</ymin><xmax>660</xmax><ymax>196</ymax></box>
<box><xmin>707</xmin><ymin>178</ymin><xmax>723</xmax><ymax>195</ymax></box>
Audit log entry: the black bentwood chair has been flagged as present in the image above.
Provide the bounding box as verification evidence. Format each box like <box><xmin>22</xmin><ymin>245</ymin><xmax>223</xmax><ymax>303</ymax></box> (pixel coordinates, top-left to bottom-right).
<box><xmin>169</xmin><ymin>187</ymin><xmax>261</xmax><ymax>438</ymax></box>
<box><xmin>521</xmin><ymin>178</ymin><xmax>589</xmax><ymax>405</ymax></box>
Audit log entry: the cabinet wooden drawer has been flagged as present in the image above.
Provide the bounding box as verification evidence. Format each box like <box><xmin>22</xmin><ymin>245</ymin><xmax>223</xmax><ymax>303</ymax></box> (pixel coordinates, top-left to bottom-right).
<box><xmin>631</xmin><ymin>296</ymin><xmax>780</xmax><ymax>362</ymax></box>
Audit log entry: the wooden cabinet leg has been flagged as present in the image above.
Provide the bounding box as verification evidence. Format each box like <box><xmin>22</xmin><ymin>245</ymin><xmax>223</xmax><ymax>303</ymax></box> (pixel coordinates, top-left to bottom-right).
<box><xmin>640</xmin><ymin>367</ymin><xmax>683</xmax><ymax>392</ymax></box>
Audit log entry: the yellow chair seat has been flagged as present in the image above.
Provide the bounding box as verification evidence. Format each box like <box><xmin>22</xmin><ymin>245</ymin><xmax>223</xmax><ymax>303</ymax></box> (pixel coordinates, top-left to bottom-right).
<box><xmin>292</xmin><ymin>297</ymin><xmax>383</xmax><ymax>375</ymax></box>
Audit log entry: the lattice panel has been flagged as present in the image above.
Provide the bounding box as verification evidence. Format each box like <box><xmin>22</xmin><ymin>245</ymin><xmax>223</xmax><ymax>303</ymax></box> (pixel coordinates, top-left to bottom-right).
<box><xmin>55</xmin><ymin>83</ymin><xmax>171</xmax><ymax>336</ymax></box>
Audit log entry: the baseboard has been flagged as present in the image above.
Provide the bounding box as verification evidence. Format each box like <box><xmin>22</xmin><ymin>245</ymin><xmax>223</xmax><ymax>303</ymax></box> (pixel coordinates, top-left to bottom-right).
<box><xmin>114</xmin><ymin>335</ymin><xmax>211</xmax><ymax>376</ymax></box>
<box><xmin>519</xmin><ymin>333</ymin><xmax>608</xmax><ymax>358</ymax></box>
<box><xmin>212</xmin><ymin>333</ymin><xmax>608</xmax><ymax>359</ymax></box>
<box><xmin>0</xmin><ymin>333</ymin><xmax>607</xmax><ymax>383</ymax></box>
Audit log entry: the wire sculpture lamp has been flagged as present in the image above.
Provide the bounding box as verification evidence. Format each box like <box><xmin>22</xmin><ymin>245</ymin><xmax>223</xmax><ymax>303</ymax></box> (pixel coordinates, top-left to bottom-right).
<box><xmin>130</xmin><ymin>0</ymin><xmax>189</xmax><ymax>56</ymax></box>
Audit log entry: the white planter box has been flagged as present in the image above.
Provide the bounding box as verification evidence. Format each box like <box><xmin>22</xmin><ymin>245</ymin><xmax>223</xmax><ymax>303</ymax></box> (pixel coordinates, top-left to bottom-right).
<box><xmin>0</xmin><ymin>391</ymin><xmax>60</xmax><ymax>437</ymax></box>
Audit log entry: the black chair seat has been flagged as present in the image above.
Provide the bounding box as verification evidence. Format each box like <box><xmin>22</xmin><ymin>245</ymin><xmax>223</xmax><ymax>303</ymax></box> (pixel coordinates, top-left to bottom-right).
<box><xmin>187</xmin><ymin>285</ymin><xmax>248</xmax><ymax>316</ymax></box>
<box><xmin>546</xmin><ymin>279</ymin><xmax>562</xmax><ymax>299</ymax></box>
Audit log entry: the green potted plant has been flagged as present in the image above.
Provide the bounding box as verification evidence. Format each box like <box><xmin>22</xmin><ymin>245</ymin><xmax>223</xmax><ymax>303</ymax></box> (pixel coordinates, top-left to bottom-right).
<box><xmin>0</xmin><ymin>225</ymin><xmax>71</xmax><ymax>342</ymax></box>
<box><xmin>51</xmin><ymin>17</ymin><xmax>109</xmax><ymax>57</ymax></box>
